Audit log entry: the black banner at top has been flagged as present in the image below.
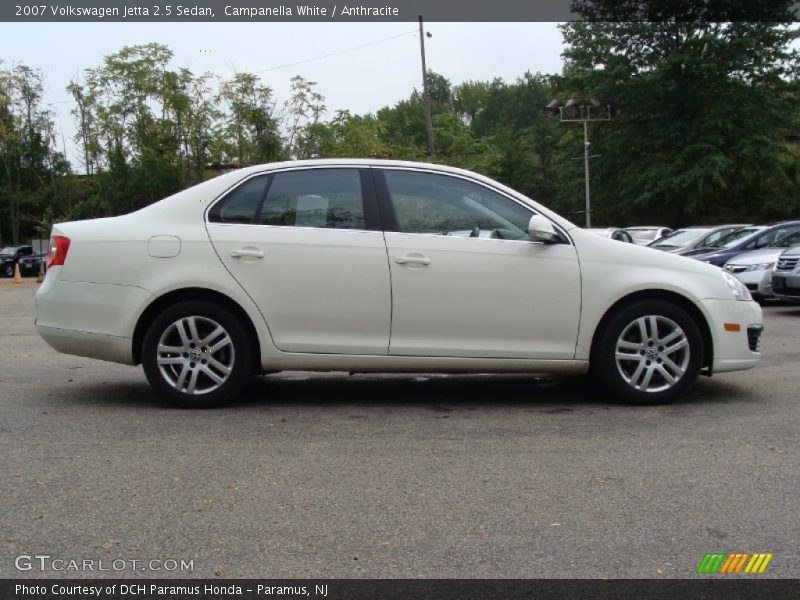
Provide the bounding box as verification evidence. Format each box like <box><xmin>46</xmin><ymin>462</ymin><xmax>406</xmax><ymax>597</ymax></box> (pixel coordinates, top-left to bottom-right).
<box><xmin>2</xmin><ymin>0</ymin><xmax>800</xmax><ymax>22</ymax></box>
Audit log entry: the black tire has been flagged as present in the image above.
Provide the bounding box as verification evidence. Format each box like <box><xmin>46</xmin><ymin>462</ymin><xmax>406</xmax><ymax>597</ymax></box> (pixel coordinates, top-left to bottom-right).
<box><xmin>142</xmin><ymin>300</ymin><xmax>254</xmax><ymax>408</ymax></box>
<box><xmin>3</xmin><ymin>264</ymin><xmax>13</xmax><ymax>278</ymax></box>
<box><xmin>593</xmin><ymin>299</ymin><xmax>703</xmax><ymax>405</ymax></box>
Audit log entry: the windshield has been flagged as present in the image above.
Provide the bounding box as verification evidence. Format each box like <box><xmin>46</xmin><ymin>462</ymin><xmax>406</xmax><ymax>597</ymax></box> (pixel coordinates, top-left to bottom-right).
<box><xmin>0</xmin><ymin>247</ymin><xmax>17</xmax><ymax>256</ymax></box>
<box><xmin>650</xmin><ymin>228</ymin><xmax>708</xmax><ymax>248</ymax></box>
<box><xmin>708</xmin><ymin>227</ymin><xmax>764</xmax><ymax>249</ymax></box>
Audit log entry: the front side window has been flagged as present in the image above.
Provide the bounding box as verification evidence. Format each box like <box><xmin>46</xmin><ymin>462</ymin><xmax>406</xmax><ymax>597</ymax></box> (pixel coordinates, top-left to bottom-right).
<box><xmin>614</xmin><ymin>230</ymin><xmax>634</xmax><ymax>243</ymax></box>
<box><xmin>259</xmin><ymin>169</ymin><xmax>365</xmax><ymax>230</ymax></box>
<box><xmin>774</xmin><ymin>230</ymin><xmax>800</xmax><ymax>248</ymax></box>
<box><xmin>382</xmin><ymin>170</ymin><xmax>533</xmax><ymax>241</ymax></box>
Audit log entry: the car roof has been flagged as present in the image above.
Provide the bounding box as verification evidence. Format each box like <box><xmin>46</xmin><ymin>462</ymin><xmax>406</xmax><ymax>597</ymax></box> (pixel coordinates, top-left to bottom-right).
<box><xmin>760</xmin><ymin>220</ymin><xmax>800</xmax><ymax>231</ymax></box>
<box><xmin>141</xmin><ymin>158</ymin><xmax>580</xmax><ymax>233</ymax></box>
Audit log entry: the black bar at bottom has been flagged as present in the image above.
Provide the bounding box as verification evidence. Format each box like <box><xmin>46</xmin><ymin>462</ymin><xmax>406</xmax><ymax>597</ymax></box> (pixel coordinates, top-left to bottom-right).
<box><xmin>2</xmin><ymin>579</ymin><xmax>799</xmax><ymax>600</ymax></box>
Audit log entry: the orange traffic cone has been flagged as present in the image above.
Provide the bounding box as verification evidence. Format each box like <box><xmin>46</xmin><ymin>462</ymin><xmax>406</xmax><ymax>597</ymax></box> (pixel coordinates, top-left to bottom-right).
<box><xmin>12</xmin><ymin>263</ymin><xmax>22</xmax><ymax>284</ymax></box>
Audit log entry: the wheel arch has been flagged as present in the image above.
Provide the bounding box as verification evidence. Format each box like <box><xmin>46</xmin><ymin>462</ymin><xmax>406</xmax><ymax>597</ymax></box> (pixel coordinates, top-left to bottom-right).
<box><xmin>132</xmin><ymin>287</ymin><xmax>262</xmax><ymax>367</ymax></box>
<box><xmin>589</xmin><ymin>289</ymin><xmax>713</xmax><ymax>371</ymax></box>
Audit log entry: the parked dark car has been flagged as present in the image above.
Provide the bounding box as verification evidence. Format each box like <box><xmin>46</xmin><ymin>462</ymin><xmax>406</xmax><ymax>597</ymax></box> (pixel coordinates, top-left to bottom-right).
<box><xmin>0</xmin><ymin>245</ymin><xmax>36</xmax><ymax>277</ymax></box>
<box><xmin>685</xmin><ymin>222</ymin><xmax>800</xmax><ymax>266</ymax></box>
<box><xmin>17</xmin><ymin>251</ymin><xmax>46</xmax><ymax>275</ymax></box>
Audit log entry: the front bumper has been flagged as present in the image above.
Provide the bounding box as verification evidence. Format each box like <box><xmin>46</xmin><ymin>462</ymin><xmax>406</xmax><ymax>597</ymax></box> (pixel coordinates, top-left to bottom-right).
<box><xmin>727</xmin><ymin>268</ymin><xmax>774</xmax><ymax>298</ymax></box>
<box><xmin>700</xmin><ymin>298</ymin><xmax>763</xmax><ymax>374</ymax></box>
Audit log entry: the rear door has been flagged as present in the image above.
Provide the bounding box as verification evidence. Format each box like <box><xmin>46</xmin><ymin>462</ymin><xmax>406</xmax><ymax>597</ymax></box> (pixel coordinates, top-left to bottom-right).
<box><xmin>206</xmin><ymin>167</ymin><xmax>391</xmax><ymax>355</ymax></box>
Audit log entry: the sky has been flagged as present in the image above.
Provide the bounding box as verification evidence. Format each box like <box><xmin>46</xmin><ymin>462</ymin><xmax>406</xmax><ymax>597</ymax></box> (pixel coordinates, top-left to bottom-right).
<box><xmin>0</xmin><ymin>22</ymin><xmax>565</xmax><ymax>165</ymax></box>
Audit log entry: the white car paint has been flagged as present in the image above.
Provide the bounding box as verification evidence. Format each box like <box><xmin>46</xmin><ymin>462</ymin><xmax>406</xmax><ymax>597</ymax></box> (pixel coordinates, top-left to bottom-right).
<box><xmin>34</xmin><ymin>159</ymin><xmax>762</xmax><ymax>402</ymax></box>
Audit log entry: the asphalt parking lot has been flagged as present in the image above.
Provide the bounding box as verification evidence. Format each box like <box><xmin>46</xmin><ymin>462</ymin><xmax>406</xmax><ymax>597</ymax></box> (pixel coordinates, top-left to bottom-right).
<box><xmin>0</xmin><ymin>280</ymin><xmax>797</xmax><ymax>579</ymax></box>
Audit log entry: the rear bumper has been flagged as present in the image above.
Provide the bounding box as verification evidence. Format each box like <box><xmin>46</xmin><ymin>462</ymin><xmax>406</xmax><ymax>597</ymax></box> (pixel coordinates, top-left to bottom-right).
<box><xmin>34</xmin><ymin>270</ymin><xmax>152</xmax><ymax>365</ymax></box>
<box><xmin>700</xmin><ymin>298</ymin><xmax>763</xmax><ymax>374</ymax></box>
<box><xmin>36</xmin><ymin>324</ymin><xmax>134</xmax><ymax>364</ymax></box>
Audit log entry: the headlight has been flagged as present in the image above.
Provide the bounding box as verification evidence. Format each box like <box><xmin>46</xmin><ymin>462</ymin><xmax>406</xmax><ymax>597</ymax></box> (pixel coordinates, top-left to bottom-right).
<box><xmin>722</xmin><ymin>270</ymin><xmax>752</xmax><ymax>301</ymax></box>
<box><xmin>746</xmin><ymin>263</ymin><xmax>775</xmax><ymax>272</ymax></box>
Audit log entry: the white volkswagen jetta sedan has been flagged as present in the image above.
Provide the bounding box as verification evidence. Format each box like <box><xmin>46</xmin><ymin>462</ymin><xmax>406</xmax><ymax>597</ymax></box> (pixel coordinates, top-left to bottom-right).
<box><xmin>35</xmin><ymin>160</ymin><xmax>762</xmax><ymax>407</ymax></box>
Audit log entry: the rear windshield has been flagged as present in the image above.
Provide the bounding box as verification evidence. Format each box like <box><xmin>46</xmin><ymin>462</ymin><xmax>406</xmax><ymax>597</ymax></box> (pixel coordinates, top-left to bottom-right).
<box><xmin>628</xmin><ymin>229</ymin><xmax>659</xmax><ymax>241</ymax></box>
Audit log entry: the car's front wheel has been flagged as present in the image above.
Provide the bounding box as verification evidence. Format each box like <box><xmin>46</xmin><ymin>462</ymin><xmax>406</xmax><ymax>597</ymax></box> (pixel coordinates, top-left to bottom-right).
<box><xmin>594</xmin><ymin>299</ymin><xmax>703</xmax><ymax>404</ymax></box>
<box><xmin>142</xmin><ymin>301</ymin><xmax>254</xmax><ymax>408</ymax></box>
<box><xmin>3</xmin><ymin>264</ymin><xmax>13</xmax><ymax>278</ymax></box>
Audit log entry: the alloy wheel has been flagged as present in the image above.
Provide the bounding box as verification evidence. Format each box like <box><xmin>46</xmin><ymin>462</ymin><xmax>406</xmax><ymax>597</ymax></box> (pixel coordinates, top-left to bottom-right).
<box><xmin>156</xmin><ymin>316</ymin><xmax>235</xmax><ymax>395</ymax></box>
<box><xmin>614</xmin><ymin>315</ymin><xmax>690</xmax><ymax>393</ymax></box>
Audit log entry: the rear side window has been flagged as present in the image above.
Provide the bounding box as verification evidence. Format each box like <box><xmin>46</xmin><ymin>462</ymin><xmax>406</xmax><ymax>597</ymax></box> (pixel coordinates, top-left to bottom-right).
<box><xmin>259</xmin><ymin>169</ymin><xmax>365</xmax><ymax>230</ymax></box>
<box><xmin>748</xmin><ymin>225</ymin><xmax>800</xmax><ymax>250</ymax></box>
<box><xmin>208</xmin><ymin>176</ymin><xmax>269</xmax><ymax>224</ymax></box>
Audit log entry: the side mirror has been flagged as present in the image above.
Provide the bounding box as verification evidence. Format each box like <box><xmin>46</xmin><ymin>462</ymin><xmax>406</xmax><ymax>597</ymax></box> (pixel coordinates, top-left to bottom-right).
<box><xmin>528</xmin><ymin>215</ymin><xmax>557</xmax><ymax>243</ymax></box>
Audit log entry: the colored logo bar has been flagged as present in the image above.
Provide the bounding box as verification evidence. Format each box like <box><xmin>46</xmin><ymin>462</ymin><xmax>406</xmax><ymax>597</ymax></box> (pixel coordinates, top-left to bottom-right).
<box><xmin>696</xmin><ymin>553</ymin><xmax>773</xmax><ymax>574</ymax></box>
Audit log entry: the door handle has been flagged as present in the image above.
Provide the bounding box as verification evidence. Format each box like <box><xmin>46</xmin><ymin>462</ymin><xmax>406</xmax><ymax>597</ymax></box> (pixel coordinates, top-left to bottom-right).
<box><xmin>395</xmin><ymin>255</ymin><xmax>430</xmax><ymax>266</ymax></box>
<box><xmin>230</xmin><ymin>248</ymin><xmax>264</xmax><ymax>259</ymax></box>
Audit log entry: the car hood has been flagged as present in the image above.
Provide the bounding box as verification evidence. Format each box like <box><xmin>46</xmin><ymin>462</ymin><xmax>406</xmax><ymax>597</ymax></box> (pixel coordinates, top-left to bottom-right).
<box><xmin>571</xmin><ymin>228</ymin><xmax>735</xmax><ymax>301</ymax></box>
<box><xmin>685</xmin><ymin>248</ymin><xmax>733</xmax><ymax>261</ymax></box>
<box><xmin>724</xmin><ymin>248</ymin><xmax>784</xmax><ymax>265</ymax></box>
<box><xmin>572</xmin><ymin>228</ymin><xmax>724</xmax><ymax>277</ymax></box>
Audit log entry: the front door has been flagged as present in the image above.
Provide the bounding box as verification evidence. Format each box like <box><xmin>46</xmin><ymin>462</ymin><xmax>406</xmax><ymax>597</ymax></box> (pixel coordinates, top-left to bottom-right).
<box><xmin>377</xmin><ymin>168</ymin><xmax>581</xmax><ymax>359</ymax></box>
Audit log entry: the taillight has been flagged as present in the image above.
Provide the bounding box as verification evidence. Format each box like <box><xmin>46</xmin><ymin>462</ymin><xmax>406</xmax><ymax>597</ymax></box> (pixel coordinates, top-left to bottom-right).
<box><xmin>47</xmin><ymin>235</ymin><xmax>70</xmax><ymax>268</ymax></box>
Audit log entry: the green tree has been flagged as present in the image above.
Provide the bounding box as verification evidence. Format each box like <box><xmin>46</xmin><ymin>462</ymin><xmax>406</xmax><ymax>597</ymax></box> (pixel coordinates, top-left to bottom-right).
<box><xmin>285</xmin><ymin>75</ymin><xmax>326</xmax><ymax>158</ymax></box>
<box><xmin>559</xmin><ymin>3</ymin><xmax>800</xmax><ymax>224</ymax></box>
<box><xmin>218</xmin><ymin>72</ymin><xmax>283</xmax><ymax>166</ymax></box>
<box><xmin>0</xmin><ymin>63</ymin><xmax>68</xmax><ymax>244</ymax></box>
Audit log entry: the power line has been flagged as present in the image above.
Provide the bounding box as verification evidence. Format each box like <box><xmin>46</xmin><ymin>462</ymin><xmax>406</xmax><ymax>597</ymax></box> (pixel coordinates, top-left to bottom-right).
<box><xmin>43</xmin><ymin>29</ymin><xmax>418</xmax><ymax>108</ymax></box>
<box><xmin>252</xmin><ymin>29</ymin><xmax>417</xmax><ymax>74</ymax></box>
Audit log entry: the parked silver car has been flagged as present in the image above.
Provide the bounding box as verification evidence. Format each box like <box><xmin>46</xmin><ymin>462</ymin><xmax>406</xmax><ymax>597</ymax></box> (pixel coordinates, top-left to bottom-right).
<box><xmin>724</xmin><ymin>230</ymin><xmax>800</xmax><ymax>300</ymax></box>
<box><xmin>772</xmin><ymin>246</ymin><xmax>800</xmax><ymax>304</ymax></box>
<box><xmin>625</xmin><ymin>226</ymin><xmax>673</xmax><ymax>246</ymax></box>
<box><xmin>648</xmin><ymin>224</ymin><xmax>747</xmax><ymax>255</ymax></box>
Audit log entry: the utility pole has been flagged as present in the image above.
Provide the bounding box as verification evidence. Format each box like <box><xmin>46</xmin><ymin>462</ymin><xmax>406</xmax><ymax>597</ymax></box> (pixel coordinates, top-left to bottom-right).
<box><xmin>418</xmin><ymin>15</ymin><xmax>435</xmax><ymax>156</ymax></box>
<box><xmin>583</xmin><ymin>121</ymin><xmax>591</xmax><ymax>227</ymax></box>
<box><xmin>544</xmin><ymin>99</ymin><xmax>617</xmax><ymax>228</ymax></box>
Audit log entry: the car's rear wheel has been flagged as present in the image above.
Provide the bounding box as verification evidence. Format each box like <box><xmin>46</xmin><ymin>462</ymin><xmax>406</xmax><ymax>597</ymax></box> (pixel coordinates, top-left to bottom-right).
<box><xmin>142</xmin><ymin>301</ymin><xmax>253</xmax><ymax>408</ymax></box>
<box><xmin>594</xmin><ymin>299</ymin><xmax>703</xmax><ymax>404</ymax></box>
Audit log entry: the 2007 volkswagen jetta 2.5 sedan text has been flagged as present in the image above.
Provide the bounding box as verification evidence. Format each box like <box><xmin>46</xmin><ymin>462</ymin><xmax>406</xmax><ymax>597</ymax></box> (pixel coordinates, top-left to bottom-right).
<box><xmin>34</xmin><ymin>159</ymin><xmax>763</xmax><ymax>408</ymax></box>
